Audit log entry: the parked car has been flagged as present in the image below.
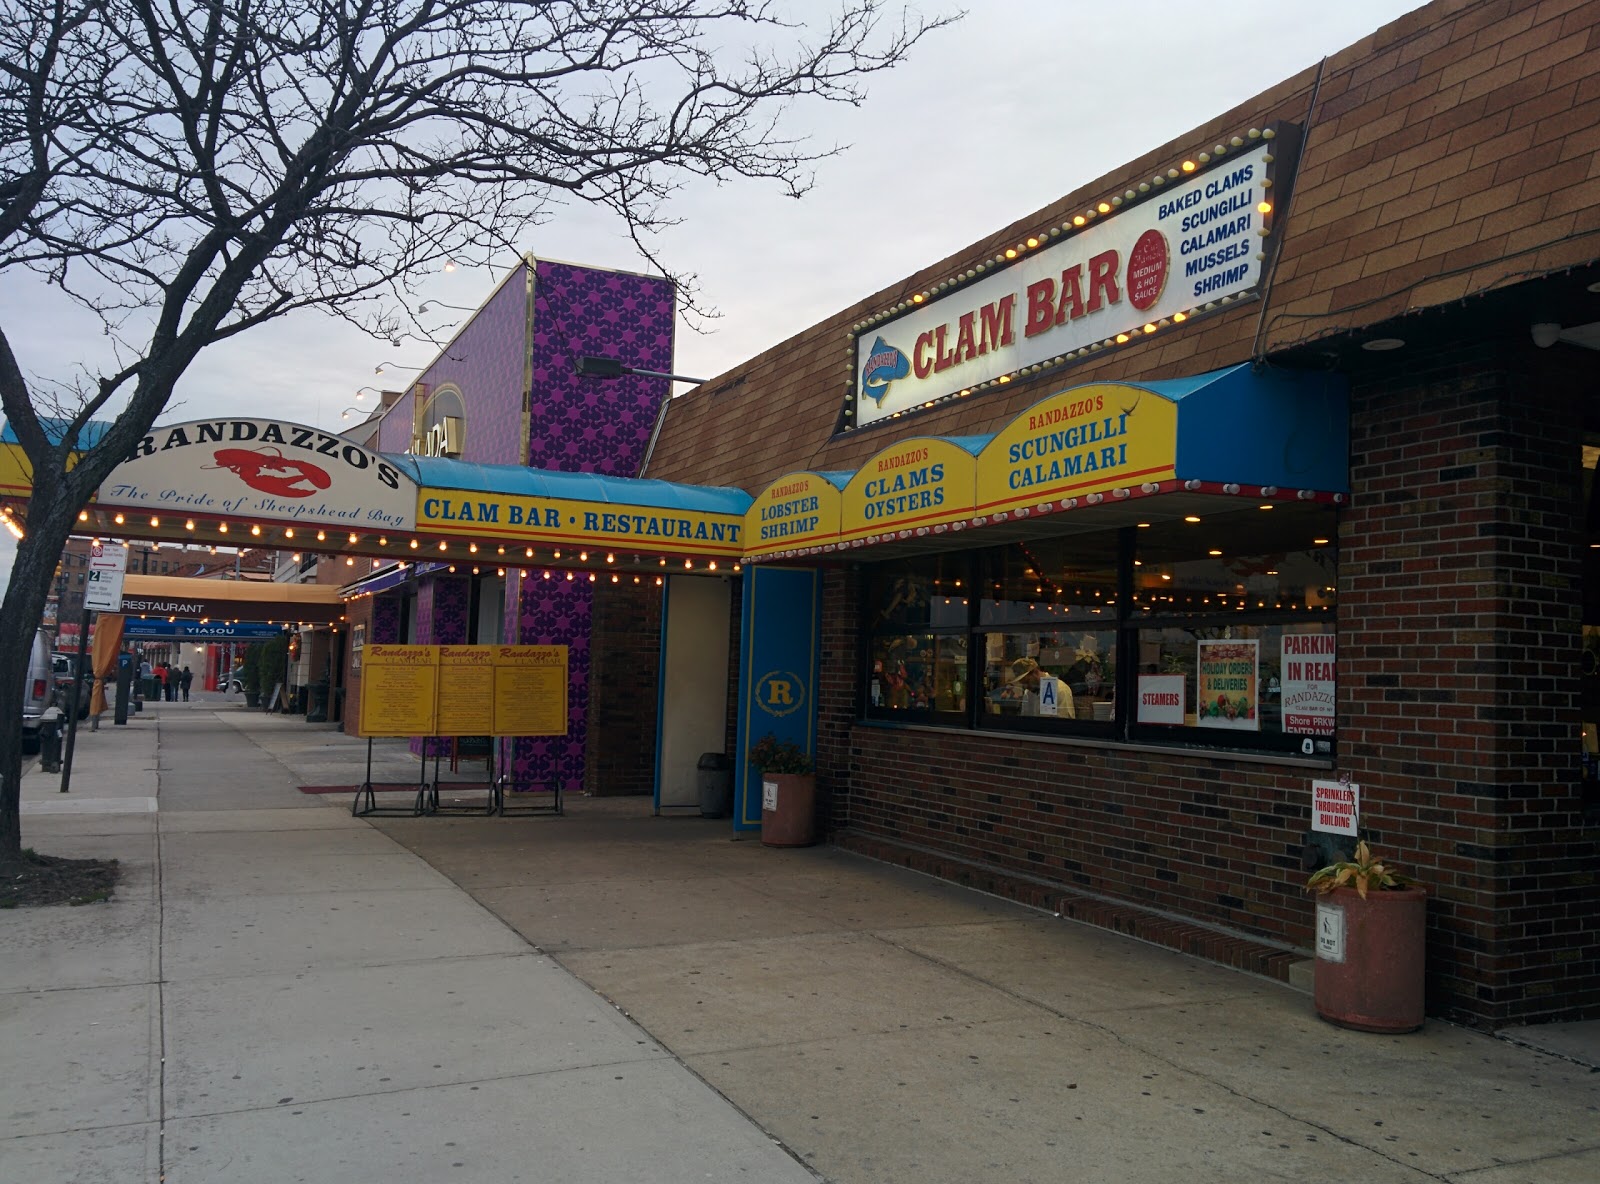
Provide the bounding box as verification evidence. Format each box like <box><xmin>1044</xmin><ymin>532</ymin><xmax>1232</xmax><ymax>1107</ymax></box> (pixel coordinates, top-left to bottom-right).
<box><xmin>51</xmin><ymin>651</ymin><xmax>92</xmax><ymax>719</ymax></box>
<box><xmin>22</xmin><ymin>628</ymin><xmax>54</xmax><ymax>753</ymax></box>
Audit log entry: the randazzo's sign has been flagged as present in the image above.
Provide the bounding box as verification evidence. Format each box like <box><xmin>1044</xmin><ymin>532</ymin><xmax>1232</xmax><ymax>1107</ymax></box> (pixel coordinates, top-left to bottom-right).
<box><xmin>853</xmin><ymin>138</ymin><xmax>1281</xmax><ymax>426</ymax></box>
<box><xmin>100</xmin><ymin>419</ymin><xmax>418</xmax><ymax>530</ymax></box>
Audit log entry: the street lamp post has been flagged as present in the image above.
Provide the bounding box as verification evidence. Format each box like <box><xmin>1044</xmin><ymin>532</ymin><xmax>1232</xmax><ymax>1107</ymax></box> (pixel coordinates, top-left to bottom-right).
<box><xmin>574</xmin><ymin>356</ymin><xmax>707</xmax><ymax>385</ymax></box>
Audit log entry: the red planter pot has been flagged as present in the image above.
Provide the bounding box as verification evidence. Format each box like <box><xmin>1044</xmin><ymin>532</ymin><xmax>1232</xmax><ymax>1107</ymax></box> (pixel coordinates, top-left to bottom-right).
<box><xmin>1313</xmin><ymin>884</ymin><xmax>1428</xmax><ymax>1033</ymax></box>
<box><xmin>759</xmin><ymin>772</ymin><xmax>817</xmax><ymax>847</ymax></box>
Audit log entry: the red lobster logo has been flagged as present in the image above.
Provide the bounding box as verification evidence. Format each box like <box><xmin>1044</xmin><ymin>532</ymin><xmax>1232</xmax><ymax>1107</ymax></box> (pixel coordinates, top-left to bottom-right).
<box><xmin>205</xmin><ymin>447</ymin><xmax>332</xmax><ymax>498</ymax></box>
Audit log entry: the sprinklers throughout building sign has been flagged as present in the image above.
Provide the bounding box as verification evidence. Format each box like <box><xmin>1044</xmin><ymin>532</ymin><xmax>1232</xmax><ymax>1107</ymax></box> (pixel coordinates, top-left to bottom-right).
<box><xmin>853</xmin><ymin>135</ymin><xmax>1284</xmax><ymax>427</ymax></box>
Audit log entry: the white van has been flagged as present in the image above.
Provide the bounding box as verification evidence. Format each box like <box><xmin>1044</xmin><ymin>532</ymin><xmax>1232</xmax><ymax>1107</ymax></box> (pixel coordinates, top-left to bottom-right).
<box><xmin>22</xmin><ymin>627</ymin><xmax>54</xmax><ymax>753</ymax></box>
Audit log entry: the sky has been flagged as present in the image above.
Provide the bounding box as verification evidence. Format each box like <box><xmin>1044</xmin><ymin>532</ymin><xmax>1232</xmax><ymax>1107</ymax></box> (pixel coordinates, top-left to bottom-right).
<box><xmin>0</xmin><ymin>0</ymin><xmax>1430</xmax><ymax>592</ymax></box>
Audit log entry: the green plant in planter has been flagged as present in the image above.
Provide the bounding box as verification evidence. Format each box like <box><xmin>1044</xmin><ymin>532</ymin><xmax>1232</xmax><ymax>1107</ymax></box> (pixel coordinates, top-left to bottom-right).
<box><xmin>239</xmin><ymin>645</ymin><xmax>262</xmax><ymax>697</ymax></box>
<box><xmin>1307</xmin><ymin>840</ymin><xmax>1414</xmax><ymax>899</ymax></box>
<box><xmin>747</xmin><ymin>733</ymin><xmax>813</xmax><ymax>775</ymax></box>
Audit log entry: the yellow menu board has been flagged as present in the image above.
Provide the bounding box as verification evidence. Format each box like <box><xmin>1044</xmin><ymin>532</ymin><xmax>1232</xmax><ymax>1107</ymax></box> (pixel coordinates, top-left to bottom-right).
<box><xmin>436</xmin><ymin>646</ymin><xmax>496</xmax><ymax>735</ymax></box>
<box><xmin>492</xmin><ymin>645</ymin><xmax>569</xmax><ymax>737</ymax></box>
<box><xmin>358</xmin><ymin>645</ymin><xmax>439</xmax><ymax>736</ymax></box>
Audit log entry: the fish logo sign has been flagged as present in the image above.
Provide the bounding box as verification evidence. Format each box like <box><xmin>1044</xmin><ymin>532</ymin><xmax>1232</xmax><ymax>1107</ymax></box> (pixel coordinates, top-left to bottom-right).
<box><xmin>860</xmin><ymin>336</ymin><xmax>910</xmax><ymax>406</ymax></box>
<box><xmin>205</xmin><ymin>447</ymin><xmax>332</xmax><ymax>498</ymax></box>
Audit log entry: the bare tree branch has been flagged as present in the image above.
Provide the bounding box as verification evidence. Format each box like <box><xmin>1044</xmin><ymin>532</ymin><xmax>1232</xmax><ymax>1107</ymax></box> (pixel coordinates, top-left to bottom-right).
<box><xmin>0</xmin><ymin>0</ymin><xmax>960</xmax><ymax>857</ymax></box>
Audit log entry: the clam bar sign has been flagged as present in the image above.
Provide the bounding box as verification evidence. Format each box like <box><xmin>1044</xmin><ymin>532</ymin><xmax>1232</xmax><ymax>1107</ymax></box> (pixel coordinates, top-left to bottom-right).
<box><xmin>101</xmin><ymin>419</ymin><xmax>417</xmax><ymax>531</ymax></box>
<box><xmin>854</xmin><ymin>135</ymin><xmax>1288</xmax><ymax>426</ymax></box>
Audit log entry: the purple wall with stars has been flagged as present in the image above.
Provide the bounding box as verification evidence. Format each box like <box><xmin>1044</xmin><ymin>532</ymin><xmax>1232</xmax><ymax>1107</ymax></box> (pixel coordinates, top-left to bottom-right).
<box><xmin>369</xmin><ymin>257</ymin><xmax>674</xmax><ymax>792</ymax></box>
<box><xmin>507</xmin><ymin>261</ymin><xmax>673</xmax><ymax>792</ymax></box>
<box><xmin>528</xmin><ymin>259</ymin><xmax>673</xmax><ymax>474</ymax></box>
<box><xmin>410</xmin><ymin>574</ymin><xmax>473</xmax><ymax>756</ymax></box>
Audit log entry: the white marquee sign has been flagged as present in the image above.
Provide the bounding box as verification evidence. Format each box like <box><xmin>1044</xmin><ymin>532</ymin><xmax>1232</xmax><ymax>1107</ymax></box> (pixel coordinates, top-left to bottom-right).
<box><xmin>855</xmin><ymin>139</ymin><xmax>1278</xmax><ymax>426</ymax></box>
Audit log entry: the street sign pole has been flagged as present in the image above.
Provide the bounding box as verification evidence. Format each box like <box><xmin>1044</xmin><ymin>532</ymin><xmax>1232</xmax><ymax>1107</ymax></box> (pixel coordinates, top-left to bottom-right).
<box><xmin>60</xmin><ymin>604</ymin><xmax>93</xmax><ymax>794</ymax></box>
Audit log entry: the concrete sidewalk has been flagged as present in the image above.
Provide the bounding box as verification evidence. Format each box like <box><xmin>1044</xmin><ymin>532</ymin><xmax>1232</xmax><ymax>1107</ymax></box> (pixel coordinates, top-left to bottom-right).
<box><xmin>6</xmin><ymin>698</ymin><xmax>817</xmax><ymax>1183</ymax></box>
<box><xmin>6</xmin><ymin>699</ymin><xmax>1600</xmax><ymax>1183</ymax></box>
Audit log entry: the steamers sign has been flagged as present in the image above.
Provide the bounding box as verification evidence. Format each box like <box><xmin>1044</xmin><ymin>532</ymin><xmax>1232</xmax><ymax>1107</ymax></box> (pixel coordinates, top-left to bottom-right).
<box><xmin>101</xmin><ymin>418</ymin><xmax>418</xmax><ymax>531</ymax></box>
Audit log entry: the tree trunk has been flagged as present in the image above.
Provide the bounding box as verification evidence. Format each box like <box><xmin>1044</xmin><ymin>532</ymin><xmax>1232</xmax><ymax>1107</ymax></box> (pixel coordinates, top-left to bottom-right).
<box><xmin>0</xmin><ymin>471</ymin><xmax>84</xmax><ymax>863</ymax></box>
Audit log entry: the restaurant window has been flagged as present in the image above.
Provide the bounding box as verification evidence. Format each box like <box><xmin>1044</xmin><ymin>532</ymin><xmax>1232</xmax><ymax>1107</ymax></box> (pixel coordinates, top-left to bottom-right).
<box><xmin>858</xmin><ymin>503</ymin><xmax>1339</xmax><ymax>756</ymax></box>
<box><xmin>864</xmin><ymin>553</ymin><xmax>969</xmax><ymax>721</ymax></box>
<box><xmin>977</xmin><ymin>534</ymin><xmax>1120</xmax><ymax>733</ymax></box>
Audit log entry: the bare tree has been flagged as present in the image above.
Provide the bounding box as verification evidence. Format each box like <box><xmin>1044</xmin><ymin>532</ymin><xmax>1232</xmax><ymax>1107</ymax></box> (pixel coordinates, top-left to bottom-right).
<box><xmin>0</xmin><ymin>0</ymin><xmax>955</xmax><ymax>871</ymax></box>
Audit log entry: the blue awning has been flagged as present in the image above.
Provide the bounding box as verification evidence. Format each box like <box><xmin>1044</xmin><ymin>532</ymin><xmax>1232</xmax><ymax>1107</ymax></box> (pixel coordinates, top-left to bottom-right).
<box><xmin>390</xmin><ymin>455</ymin><xmax>752</xmax><ymax>515</ymax></box>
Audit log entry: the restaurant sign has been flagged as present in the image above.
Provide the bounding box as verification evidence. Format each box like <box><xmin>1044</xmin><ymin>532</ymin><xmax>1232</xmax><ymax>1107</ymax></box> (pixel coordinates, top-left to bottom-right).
<box><xmin>100</xmin><ymin>419</ymin><xmax>418</xmax><ymax>531</ymax></box>
<box><xmin>417</xmin><ymin>488</ymin><xmax>744</xmax><ymax>557</ymax></box>
<box><xmin>975</xmin><ymin>381</ymin><xmax>1177</xmax><ymax>517</ymax></box>
<box><xmin>854</xmin><ymin>138</ymin><xmax>1279</xmax><ymax>426</ymax></box>
<box><xmin>745</xmin><ymin>471</ymin><xmax>844</xmax><ymax>560</ymax></box>
<box><xmin>839</xmin><ymin>437</ymin><xmax>980</xmax><ymax>545</ymax></box>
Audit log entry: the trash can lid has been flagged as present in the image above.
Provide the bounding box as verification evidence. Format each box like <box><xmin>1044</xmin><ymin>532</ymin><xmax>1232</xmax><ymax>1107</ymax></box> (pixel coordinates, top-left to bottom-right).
<box><xmin>697</xmin><ymin>752</ymin><xmax>730</xmax><ymax>769</ymax></box>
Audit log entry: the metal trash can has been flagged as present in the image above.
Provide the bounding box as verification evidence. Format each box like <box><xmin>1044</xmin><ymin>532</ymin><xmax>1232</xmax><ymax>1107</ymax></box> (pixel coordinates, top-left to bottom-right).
<box><xmin>38</xmin><ymin>707</ymin><xmax>63</xmax><ymax>773</ymax></box>
<box><xmin>696</xmin><ymin>752</ymin><xmax>733</xmax><ymax>818</ymax></box>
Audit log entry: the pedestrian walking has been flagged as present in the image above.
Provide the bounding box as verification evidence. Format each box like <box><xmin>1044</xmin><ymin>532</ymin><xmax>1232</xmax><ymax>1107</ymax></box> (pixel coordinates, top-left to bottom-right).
<box><xmin>180</xmin><ymin>665</ymin><xmax>192</xmax><ymax>701</ymax></box>
<box><xmin>155</xmin><ymin>663</ymin><xmax>169</xmax><ymax>701</ymax></box>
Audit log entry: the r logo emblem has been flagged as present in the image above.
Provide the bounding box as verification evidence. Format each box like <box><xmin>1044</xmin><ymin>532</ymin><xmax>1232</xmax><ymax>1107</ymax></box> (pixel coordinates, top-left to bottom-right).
<box><xmin>754</xmin><ymin>670</ymin><xmax>806</xmax><ymax>718</ymax></box>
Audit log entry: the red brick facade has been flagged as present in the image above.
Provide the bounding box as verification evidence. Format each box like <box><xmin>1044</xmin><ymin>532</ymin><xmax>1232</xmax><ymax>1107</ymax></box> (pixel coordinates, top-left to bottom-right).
<box><xmin>647</xmin><ymin>0</ymin><xmax>1600</xmax><ymax>1028</ymax></box>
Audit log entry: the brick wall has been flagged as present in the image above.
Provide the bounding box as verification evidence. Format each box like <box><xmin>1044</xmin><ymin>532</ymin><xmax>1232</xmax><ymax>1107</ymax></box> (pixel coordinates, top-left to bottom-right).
<box><xmin>1341</xmin><ymin>333</ymin><xmax>1596</xmax><ymax>1027</ymax></box>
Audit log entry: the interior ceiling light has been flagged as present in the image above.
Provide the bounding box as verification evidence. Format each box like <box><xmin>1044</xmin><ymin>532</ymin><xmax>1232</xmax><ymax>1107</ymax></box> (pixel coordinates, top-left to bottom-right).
<box><xmin>1361</xmin><ymin>337</ymin><xmax>1405</xmax><ymax>351</ymax></box>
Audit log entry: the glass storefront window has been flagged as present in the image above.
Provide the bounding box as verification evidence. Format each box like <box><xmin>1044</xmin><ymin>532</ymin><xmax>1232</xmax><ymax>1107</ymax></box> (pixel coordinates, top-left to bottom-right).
<box><xmin>865</xmin><ymin>556</ymin><xmax>970</xmax><ymax>720</ymax></box>
<box><xmin>858</xmin><ymin>504</ymin><xmax>1340</xmax><ymax>754</ymax></box>
<box><xmin>979</xmin><ymin>534</ymin><xmax>1120</xmax><ymax>625</ymax></box>
<box><xmin>1129</xmin><ymin>621</ymin><xmax>1335</xmax><ymax>754</ymax></box>
<box><xmin>981</xmin><ymin>626</ymin><xmax>1117</xmax><ymax>724</ymax></box>
<box><xmin>1130</xmin><ymin>509</ymin><xmax>1336</xmax><ymax>617</ymax></box>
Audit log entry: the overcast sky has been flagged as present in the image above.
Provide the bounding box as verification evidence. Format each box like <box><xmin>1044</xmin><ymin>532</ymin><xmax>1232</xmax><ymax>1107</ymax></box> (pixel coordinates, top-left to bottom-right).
<box><xmin>0</xmin><ymin>0</ymin><xmax>1429</xmax><ymax>592</ymax></box>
